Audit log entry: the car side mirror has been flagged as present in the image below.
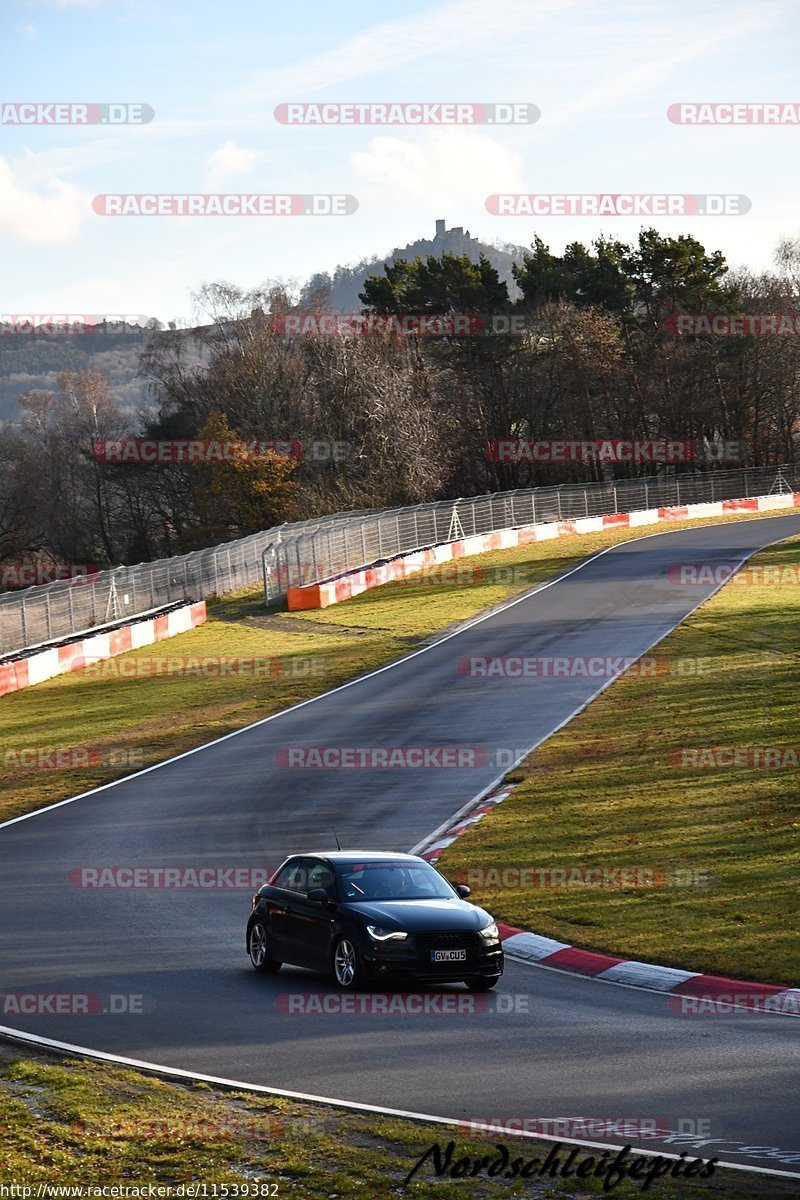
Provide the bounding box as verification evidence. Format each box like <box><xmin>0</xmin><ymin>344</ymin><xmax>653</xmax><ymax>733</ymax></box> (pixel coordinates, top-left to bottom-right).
<box><xmin>308</xmin><ymin>887</ymin><xmax>329</xmax><ymax>903</ymax></box>
<box><xmin>455</xmin><ymin>884</ymin><xmax>471</xmax><ymax>898</ymax></box>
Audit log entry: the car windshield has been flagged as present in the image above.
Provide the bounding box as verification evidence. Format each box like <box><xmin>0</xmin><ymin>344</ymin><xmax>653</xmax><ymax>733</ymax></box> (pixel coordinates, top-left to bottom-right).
<box><xmin>336</xmin><ymin>861</ymin><xmax>456</xmax><ymax>901</ymax></box>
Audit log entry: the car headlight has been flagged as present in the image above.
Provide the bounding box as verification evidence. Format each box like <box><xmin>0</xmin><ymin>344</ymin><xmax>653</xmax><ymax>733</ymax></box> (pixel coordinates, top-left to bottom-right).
<box><xmin>479</xmin><ymin>921</ymin><xmax>500</xmax><ymax>944</ymax></box>
<box><xmin>366</xmin><ymin>925</ymin><xmax>408</xmax><ymax>942</ymax></box>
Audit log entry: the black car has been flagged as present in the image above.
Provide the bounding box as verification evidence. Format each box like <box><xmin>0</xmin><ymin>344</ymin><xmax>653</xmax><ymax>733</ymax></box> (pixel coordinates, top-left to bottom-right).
<box><xmin>246</xmin><ymin>851</ymin><xmax>504</xmax><ymax>990</ymax></box>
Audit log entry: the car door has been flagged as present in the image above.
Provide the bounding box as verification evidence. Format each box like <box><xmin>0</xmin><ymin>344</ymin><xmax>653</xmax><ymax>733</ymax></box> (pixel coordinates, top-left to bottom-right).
<box><xmin>264</xmin><ymin>858</ymin><xmax>308</xmax><ymax>962</ymax></box>
<box><xmin>277</xmin><ymin>857</ymin><xmax>337</xmax><ymax>970</ymax></box>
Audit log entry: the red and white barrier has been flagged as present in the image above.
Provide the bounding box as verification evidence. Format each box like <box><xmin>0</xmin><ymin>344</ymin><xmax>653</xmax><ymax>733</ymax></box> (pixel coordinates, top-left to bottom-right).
<box><xmin>0</xmin><ymin>601</ymin><xmax>207</xmax><ymax>699</ymax></box>
<box><xmin>421</xmin><ymin>787</ymin><xmax>799</xmax><ymax>1007</ymax></box>
<box><xmin>287</xmin><ymin>491</ymin><xmax>800</xmax><ymax>610</ymax></box>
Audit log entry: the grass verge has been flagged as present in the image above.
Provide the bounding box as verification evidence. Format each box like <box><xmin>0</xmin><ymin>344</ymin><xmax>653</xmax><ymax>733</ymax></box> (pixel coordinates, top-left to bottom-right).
<box><xmin>0</xmin><ymin>1048</ymin><xmax>795</xmax><ymax>1196</ymax></box>
<box><xmin>437</xmin><ymin>535</ymin><xmax>800</xmax><ymax>985</ymax></box>
<box><xmin>0</xmin><ymin>508</ymin><xmax>794</xmax><ymax>831</ymax></box>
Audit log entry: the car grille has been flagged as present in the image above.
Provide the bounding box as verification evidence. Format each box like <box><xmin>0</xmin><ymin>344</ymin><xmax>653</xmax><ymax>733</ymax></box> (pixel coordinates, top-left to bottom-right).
<box><xmin>415</xmin><ymin>931</ymin><xmax>482</xmax><ymax>966</ymax></box>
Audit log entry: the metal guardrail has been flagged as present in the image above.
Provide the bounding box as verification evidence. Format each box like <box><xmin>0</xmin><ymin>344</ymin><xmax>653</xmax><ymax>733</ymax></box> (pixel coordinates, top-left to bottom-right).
<box><xmin>263</xmin><ymin>466</ymin><xmax>800</xmax><ymax>601</ymax></box>
<box><xmin>0</xmin><ymin>502</ymin><xmax>383</xmax><ymax>658</ymax></box>
<box><xmin>1</xmin><ymin>465</ymin><xmax>796</xmax><ymax>657</ymax></box>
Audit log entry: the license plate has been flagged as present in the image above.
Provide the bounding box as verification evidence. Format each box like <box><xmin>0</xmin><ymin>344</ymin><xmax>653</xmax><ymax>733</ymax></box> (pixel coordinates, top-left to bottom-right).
<box><xmin>431</xmin><ymin>948</ymin><xmax>467</xmax><ymax>962</ymax></box>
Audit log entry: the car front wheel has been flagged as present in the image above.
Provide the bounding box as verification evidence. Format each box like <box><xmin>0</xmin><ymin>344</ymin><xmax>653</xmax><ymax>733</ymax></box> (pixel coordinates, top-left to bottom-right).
<box><xmin>248</xmin><ymin>920</ymin><xmax>281</xmax><ymax>973</ymax></box>
<box><xmin>332</xmin><ymin>936</ymin><xmax>366</xmax><ymax>989</ymax></box>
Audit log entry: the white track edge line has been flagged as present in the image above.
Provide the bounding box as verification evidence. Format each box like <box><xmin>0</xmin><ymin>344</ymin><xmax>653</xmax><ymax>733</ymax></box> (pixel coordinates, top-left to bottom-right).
<box><xmin>0</xmin><ymin>544</ymin><xmax>618</xmax><ymax>832</ymax></box>
<box><xmin>500</xmin><ymin>951</ymin><xmax>800</xmax><ymax>1016</ymax></box>
<box><xmin>412</xmin><ymin>529</ymin><xmax>774</xmax><ymax>855</ymax></box>
<box><xmin>0</xmin><ymin>1026</ymin><xmax>796</xmax><ymax>1181</ymax></box>
<box><xmin>2</xmin><ymin>513</ymin><xmax>800</xmax><ymax>1168</ymax></box>
<box><xmin>2</xmin><ymin>511</ymin><xmax>794</xmax><ymax>836</ymax></box>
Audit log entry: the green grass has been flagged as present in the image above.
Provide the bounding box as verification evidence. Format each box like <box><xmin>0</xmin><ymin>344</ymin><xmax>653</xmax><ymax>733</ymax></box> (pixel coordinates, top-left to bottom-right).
<box><xmin>0</xmin><ymin>516</ymin><xmax>720</xmax><ymax>826</ymax></box>
<box><xmin>0</xmin><ymin>1049</ymin><xmax>794</xmax><ymax>1197</ymax></box>
<box><xmin>438</xmin><ymin>535</ymin><xmax>800</xmax><ymax>985</ymax></box>
<box><xmin>1</xmin><ymin>506</ymin><xmax>798</xmax><ymax>981</ymax></box>
<box><xmin>2</xmin><ymin>510</ymin><xmax>800</xmax><ymax>1192</ymax></box>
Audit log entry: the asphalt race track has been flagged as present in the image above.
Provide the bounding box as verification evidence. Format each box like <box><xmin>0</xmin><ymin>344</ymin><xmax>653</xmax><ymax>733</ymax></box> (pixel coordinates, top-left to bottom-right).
<box><xmin>1</xmin><ymin>517</ymin><xmax>799</xmax><ymax>1176</ymax></box>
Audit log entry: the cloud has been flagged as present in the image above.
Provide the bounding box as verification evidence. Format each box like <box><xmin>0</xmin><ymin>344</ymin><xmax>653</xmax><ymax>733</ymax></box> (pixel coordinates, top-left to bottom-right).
<box><xmin>204</xmin><ymin>141</ymin><xmax>264</xmax><ymax>188</ymax></box>
<box><xmin>547</xmin><ymin>2</ymin><xmax>789</xmax><ymax>128</ymax></box>
<box><xmin>0</xmin><ymin>156</ymin><xmax>89</xmax><ymax>245</ymax></box>
<box><xmin>224</xmin><ymin>0</ymin><xmax>589</xmax><ymax>105</ymax></box>
<box><xmin>351</xmin><ymin>129</ymin><xmax>525</xmax><ymax>207</ymax></box>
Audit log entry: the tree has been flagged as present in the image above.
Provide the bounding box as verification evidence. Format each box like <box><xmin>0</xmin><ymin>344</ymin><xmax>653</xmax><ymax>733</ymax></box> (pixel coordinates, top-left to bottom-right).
<box><xmin>187</xmin><ymin>411</ymin><xmax>298</xmax><ymax>546</ymax></box>
<box><xmin>360</xmin><ymin>252</ymin><xmax>509</xmax><ymax>315</ymax></box>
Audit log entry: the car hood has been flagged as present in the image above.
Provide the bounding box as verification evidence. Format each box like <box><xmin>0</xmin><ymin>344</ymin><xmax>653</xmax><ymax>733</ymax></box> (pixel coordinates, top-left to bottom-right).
<box><xmin>343</xmin><ymin>898</ymin><xmax>493</xmax><ymax>931</ymax></box>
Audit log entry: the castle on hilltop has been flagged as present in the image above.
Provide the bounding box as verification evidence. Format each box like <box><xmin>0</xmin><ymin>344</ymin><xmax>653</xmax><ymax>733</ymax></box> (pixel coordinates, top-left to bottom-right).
<box><xmin>298</xmin><ymin>219</ymin><xmax>524</xmax><ymax>311</ymax></box>
<box><xmin>433</xmin><ymin>218</ymin><xmax>478</xmax><ymax>243</ymax></box>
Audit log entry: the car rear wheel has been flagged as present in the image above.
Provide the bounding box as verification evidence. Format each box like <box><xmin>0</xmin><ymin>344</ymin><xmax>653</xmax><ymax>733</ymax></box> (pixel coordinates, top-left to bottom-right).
<box><xmin>333</xmin><ymin>936</ymin><xmax>366</xmax><ymax>989</ymax></box>
<box><xmin>464</xmin><ymin>976</ymin><xmax>500</xmax><ymax>991</ymax></box>
<box><xmin>248</xmin><ymin>921</ymin><xmax>281</xmax><ymax>973</ymax></box>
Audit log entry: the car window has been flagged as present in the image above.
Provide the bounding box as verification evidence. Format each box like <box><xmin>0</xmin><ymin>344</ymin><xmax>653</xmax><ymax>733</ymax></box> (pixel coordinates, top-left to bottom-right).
<box><xmin>336</xmin><ymin>861</ymin><xmax>455</xmax><ymax>901</ymax></box>
<box><xmin>306</xmin><ymin>858</ymin><xmax>335</xmax><ymax>894</ymax></box>
<box><xmin>272</xmin><ymin>860</ymin><xmax>308</xmax><ymax>893</ymax></box>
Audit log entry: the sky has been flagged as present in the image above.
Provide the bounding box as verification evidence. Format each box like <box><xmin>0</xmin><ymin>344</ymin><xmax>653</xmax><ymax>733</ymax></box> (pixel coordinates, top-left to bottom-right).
<box><xmin>1</xmin><ymin>0</ymin><xmax>799</xmax><ymax>323</ymax></box>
